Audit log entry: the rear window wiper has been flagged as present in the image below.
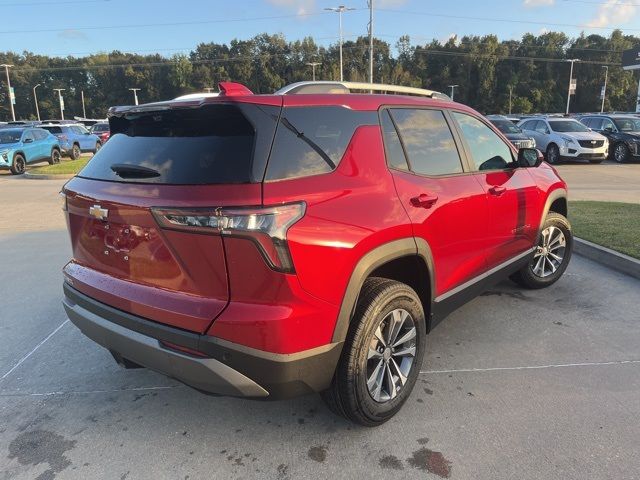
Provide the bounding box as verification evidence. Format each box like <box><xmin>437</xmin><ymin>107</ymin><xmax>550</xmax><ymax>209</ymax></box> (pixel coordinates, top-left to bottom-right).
<box><xmin>110</xmin><ymin>163</ymin><xmax>161</xmax><ymax>179</ymax></box>
<box><xmin>280</xmin><ymin>118</ymin><xmax>336</xmax><ymax>170</ymax></box>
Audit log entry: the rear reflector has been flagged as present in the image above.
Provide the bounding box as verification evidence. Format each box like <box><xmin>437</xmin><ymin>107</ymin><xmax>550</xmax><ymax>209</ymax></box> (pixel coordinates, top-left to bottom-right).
<box><xmin>152</xmin><ymin>202</ymin><xmax>305</xmax><ymax>273</ymax></box>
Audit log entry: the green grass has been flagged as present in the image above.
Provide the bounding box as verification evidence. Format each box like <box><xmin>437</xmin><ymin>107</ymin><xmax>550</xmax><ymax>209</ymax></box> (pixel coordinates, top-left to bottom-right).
<box><xmin>29</xmin><ymin>157</ymin><xmax>89</xmax><ymax>175</ymax></box>
<box><xmin>570</xmin><ymin>201</ymin><xmax>640</xmax><ymax>259</ymax></box>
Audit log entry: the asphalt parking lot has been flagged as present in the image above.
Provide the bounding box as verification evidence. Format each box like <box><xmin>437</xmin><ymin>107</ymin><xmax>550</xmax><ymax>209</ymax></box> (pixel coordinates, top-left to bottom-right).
<box><xmin>556</xmin><ymin>160</ymin><xmax>640</xmax><ymax>203</ymax></box>
<box><xmin>1</xmin><ymin>174</ymin><xmax>639</xmax><ymax>480</ymax></box>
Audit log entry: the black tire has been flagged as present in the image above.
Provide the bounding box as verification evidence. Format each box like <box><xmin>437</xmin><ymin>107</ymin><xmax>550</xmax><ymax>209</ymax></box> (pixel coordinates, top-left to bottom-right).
<box><xmin>510</xmin><ymin>212</ymin><xmax>572</xmax><ymax>289</ymax></box>
<box><xmin>49</xmin><ymin>148</ymin><xmax>61</xmax><ymax>165</ymax></box>
<box><xmin>546</xmin><ymin>143</ymin><xmax>560</xmax><ymax>164</ymax></box>
<box><xmin>70</xmin><ymin>143</ymin><xmax>81</xmax><ymax>160</ymax></box>
<box><xmin>10</xmin><ymin>154</ymin><xmax>26</xmax><ymax>175</ymax></box>
<box><xmin>321</xmin><ymin>277</ymin><xmax>426</xmax><ymax>426</ymax></box>
<box><xmin>94</xmin><ymin>141</ymin><xmax>102</xmax><ymax>154</ymax></box>
<box><xmin>613</xmin><ymin>143</ymin><xmax>629</xmax><ymax>163</ymax></box>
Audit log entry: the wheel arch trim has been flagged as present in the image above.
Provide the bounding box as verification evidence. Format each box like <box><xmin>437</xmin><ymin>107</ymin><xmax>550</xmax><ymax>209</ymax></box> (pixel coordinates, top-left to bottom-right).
<box><xmin>539</xmin><ymin>188</ymin><xmax>568</xmax><ymax>235</ymax></box>
<box><xmin>331</xmin><ymin>238</ymin><xmax>435</xmax><ymax>344</ymax></box>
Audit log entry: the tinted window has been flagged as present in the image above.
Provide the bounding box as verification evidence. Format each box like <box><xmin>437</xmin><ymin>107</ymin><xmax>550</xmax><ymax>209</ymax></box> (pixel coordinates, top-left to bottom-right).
<box><xmin>390</xmin><ymin>109</ymin><xmax>463</xmax><ymax>176</ymax></box>
<box><xmin>22</xmin><ymin>131</ymin><xmax>34</xmax><ymax>142</ymax></box>
<box><xmin>601</xmin><ymin>119</ymin><xmax>616</xmax><ymax>131</ymax></box>
<box><xmin>380</xmin><ymin>110</ymin><xmax>408</xmax><ymax>171</ymax></box>
<box><xmin>453</xmin><ymin>112</ymin><xmax>514</xmax><ymax>171</ymax></box>
<box><xmin>520</xmin><ymin>120</ymin><xmax>534</xmax><ymax>131</ymax></box>
<box><xmin>491</xmin><ymin>119</ymin><xmax>521</xmax><ymax>134</ymax></box>
<box><xmin>33</xmin><ymin>129</ymin><xmax>48</xmax><ymax>140</ymax></box>
<box><xmin>534</xmin><ymin>121</ymin><xmax>548</xmax><ymax>134</ymax></box>
<box><xmin>614</xmin><ymin>117</ymin><xmax>640</xmax><ymax>132</ymax></box>
<box><xmin>0</xmin><ymin>130</ymin><xmax>22</xmax><ymax>144</ymax></box>
<box><xmin>79</xmin><ymin>104</ymin><xmax>277</xmax><ymax>185</ymax></box>
<box><xmin>41</xmin><ymin>126</ymin><xmax>63</xmax><ymax>134</ymax></box>
<box><xmin>266</xmin><ymin>106</ymin><xmax>376</xmax><ymax>181</ymax></box>
<box><xmin>549</xmin><ymin>120</ymin><xmax>590</xmax><ymax>133</ymax></box>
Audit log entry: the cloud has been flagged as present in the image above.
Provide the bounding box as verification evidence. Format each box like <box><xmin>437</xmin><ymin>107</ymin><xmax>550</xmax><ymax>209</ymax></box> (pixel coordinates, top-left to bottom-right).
<box><xmin>523</xmin><ymin>0</ymin><xmax>555</xmax><ymax>7</ymax></box>
<box><xmin>587</xmin><ymin>0</ymin><xmax>637</xmax><ymax>27</ymax></box>
<box><xmin>57</xmin><ymin>29</ymin><xmax>88</xmax><ymax>40</ymax></box>
<box><xmin>267</xmin><ymin>0</ymin><xmax>316</xmax><ymax>15</ymax></box>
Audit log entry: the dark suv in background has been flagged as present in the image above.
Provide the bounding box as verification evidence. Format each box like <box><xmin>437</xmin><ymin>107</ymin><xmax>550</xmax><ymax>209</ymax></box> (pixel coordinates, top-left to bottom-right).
<box><xmin>61</xmin><ymin>81</ymin><xmax>572</xmax><ymax>425</ymax></box>
<box><xmin>579</xmin><ymin>114</ymin><xmax>640</xmax><ymax>163</ymax></box>
<box><xmin>487</xmin><ymin>115</ymin><xmax>536</xmax><ymax>150</ymax></box>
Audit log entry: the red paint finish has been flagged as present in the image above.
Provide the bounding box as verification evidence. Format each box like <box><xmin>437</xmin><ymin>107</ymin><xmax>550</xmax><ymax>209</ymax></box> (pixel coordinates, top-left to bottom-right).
<box><xmin>390</xmin><ymin>169</ymin><xmax>489</xmax><ymax>296</ymax></box>
<box><xmin>62</xmin><ymin>91</ymin><xmax>568</xmax><ymax>356</ymax></box>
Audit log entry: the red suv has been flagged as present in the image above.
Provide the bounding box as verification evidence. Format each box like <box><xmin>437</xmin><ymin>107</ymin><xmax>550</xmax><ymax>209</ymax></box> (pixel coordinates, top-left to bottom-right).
<box><xmin>61</xmin><ymin>81</ymin><xmax>572</xmax><ymax>425</ymax></box>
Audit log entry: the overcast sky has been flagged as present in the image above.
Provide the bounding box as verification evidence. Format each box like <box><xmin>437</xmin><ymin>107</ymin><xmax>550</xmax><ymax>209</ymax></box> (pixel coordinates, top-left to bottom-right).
<box><xmin>2</xmin><ymin>0</ymin><xmax>639</xmax><ymax>57</ymax></box>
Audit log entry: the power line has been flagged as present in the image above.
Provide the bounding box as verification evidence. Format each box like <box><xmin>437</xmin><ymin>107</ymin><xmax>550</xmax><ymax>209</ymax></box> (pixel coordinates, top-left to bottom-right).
<box><xmin>377</xmin><ymin>8</ymin><xmax>640</xmax><ymax>32</ymax></box>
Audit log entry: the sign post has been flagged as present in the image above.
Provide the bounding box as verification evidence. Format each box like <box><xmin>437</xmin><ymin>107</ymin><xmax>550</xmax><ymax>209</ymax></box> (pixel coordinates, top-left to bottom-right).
<box><xmin>622</xmin><ymin>47</ymin><xmax>640</xmax><ymax>113</ymax></box>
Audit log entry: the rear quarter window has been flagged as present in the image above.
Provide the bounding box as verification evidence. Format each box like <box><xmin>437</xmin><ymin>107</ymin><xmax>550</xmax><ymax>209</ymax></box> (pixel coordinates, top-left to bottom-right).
<box><xmin>265</xmin><ymin>106</ymin><xmax>377</xmax><ymax>181</ymax></box>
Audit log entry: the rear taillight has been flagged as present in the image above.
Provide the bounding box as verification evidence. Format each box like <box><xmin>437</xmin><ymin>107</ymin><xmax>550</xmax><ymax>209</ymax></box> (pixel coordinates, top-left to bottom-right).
<box><xmin>151</xmin><ymin>202</ymin><xmax>305</xmax><ymax>273</ymax></box>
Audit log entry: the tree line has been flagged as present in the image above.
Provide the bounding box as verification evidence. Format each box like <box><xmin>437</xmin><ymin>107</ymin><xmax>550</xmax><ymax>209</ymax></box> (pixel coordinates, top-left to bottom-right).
<box><xmin>1</xmin><ymin>29</ymin><xmax>638</xmax><ymax>121</ymax></box>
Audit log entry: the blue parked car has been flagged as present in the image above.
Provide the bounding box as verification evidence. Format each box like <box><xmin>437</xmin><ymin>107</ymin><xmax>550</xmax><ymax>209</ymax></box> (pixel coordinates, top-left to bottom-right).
<box><xmin>0</xmin><ymin>127</ymin><xmax>61</xmax><ymax>175</ymax></box>
<box><xmin>40</xmin><ymin>123</ymin><xmax>102</xmax><ymax>160</ymax></box>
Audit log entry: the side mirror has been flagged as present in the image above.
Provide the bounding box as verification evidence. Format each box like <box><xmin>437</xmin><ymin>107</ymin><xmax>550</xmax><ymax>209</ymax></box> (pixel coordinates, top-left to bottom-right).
<box><xmin>23</xmin><ymin>138</ymin><xmax>33</xmax><ymax>144</ymax></box>
<box><xmin>603</xmin><ymin>127</ymin><xmax>614</xmax><ymax>133</ymax></box>
<box><xmin>517</xmin><ymin>148</ymin><xmax>543</xmax><ymax>168</ymax></box>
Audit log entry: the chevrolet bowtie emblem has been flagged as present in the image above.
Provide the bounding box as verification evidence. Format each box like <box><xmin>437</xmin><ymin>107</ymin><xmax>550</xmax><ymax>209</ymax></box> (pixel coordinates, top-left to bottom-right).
<box><xmin>89</xmin><ymin>204</ymin><xmax>108</xmax><ymax>221</ymax></box>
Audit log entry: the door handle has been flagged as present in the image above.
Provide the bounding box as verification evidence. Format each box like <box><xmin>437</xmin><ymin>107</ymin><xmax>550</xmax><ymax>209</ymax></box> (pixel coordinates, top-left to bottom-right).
<box><xmin>489</xmin><ymin>186</ymin><xmax>507</xmax><ymax>196</ymax></box>
<box><xmin>410</xmin><ymin>193</ymin><xmax>438</xmax><ymax>209</ymax></box>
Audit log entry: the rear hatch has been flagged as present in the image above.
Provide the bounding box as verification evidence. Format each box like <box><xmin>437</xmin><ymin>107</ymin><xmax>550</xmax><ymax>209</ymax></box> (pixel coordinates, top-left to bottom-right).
<box><xmin>63</xmin><ymin>99</ymin><xmax>281</xmax><ymax>333</ymax></box>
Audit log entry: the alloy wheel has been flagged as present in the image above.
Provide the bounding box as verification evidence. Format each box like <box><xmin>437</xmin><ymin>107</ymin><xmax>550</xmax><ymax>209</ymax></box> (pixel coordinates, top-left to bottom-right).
<box><xmin>547</xmin><ymin>145</ymin><xmax>559</xmax><ymax>164</ymax></box>
<box><xmin>614</xmin><ymin>144</ymin><xmax>627</xmax><ymax>163</ymax></box>
<box><xmin>531</xmin><ymin>226</ymin><xmax>566</xmax><ymax>278</ymax></box>
<box><xmin>366</xmin><ymin>308</ymin><xmax>417</xmax><ymax>403</ymax></box>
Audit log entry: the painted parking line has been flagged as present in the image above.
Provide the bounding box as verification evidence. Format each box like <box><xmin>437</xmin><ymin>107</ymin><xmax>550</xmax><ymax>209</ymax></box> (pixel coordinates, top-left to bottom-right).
<box><xmin>420</xmin><ymin>359</ymin><xmax>640</xmax><ymax>375</ymax></box>
<box><xmin>0</xmin><ymin>385</ymin><xmax>184</xmax><ymax>398</ymax></box>
<box><xmin>0</xmin><ymin>319</ymin><xmax>69</xmax><ymax>381</ymax></box>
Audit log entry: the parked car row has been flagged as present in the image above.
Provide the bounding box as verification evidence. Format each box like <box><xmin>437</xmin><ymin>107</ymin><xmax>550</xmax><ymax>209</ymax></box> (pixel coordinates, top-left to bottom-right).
<box><xmin>0</xmin><ymin>122</ymin><xmax>105</xmax><ymax>174</ymax></box>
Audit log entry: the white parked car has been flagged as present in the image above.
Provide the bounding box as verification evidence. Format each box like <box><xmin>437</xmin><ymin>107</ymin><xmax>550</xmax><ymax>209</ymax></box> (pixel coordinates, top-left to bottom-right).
<box><xmin>518</xmin><ymin>117</ymin><xmax>608</xmax><ymax>164</ymax></box>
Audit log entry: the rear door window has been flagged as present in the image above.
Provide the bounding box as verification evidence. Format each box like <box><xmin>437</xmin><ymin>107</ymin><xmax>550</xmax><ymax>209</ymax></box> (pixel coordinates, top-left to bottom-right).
<box><xmin>265</xmin><ymin>106</ymin><xmax>377</xmax><ymax>181</ymax></box>
<box><xmin>534</xmin><ymin>121</ymin><xmax>549</xmax><ymax>134</ymax></box>
<box><xmin>78</xmin><ymin>103</ymin><xmax>279</xmax><ymax>184</ymax></box>
<box><xmin>452</xmin><ymin>112</ymin><xmax>514</xmax><ymax>171</ymax></box>
<box><xmin>389</xmin><ymin>108</ymin><xmax>463</xmax><ymax>176</ymax></box>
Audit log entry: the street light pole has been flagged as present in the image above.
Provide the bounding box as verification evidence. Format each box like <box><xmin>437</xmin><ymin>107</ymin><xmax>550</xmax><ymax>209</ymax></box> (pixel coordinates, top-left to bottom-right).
<box><xmin>368</xmin><ymin>0</ymin><xmax>373</xmax><ymax>84</ymax></box>
<box><xmin>306</xmin><ymin>62</ymin><xmax>321</xmax><ymax>81</ymax></box>
<box><xmin>448</xmin><ymin>84</ymin><xmax>459</xmax><ymax>101</ymax></box>
<box><xmin>53</xmin><ymin>88</ymin><xmax>65</xmax><ymax>120</ymax></box>
<box><xmin>508</xmin><ymin>85</ymin><xmax>514</xmax><ymax>115</ymax></box>
<box><xmin>128</xmin><ymin>88</ymin><xmax>141</xmax><ymax>105</ymax></box>
<box><xmin>1</xmin><ymin>64</ymin><xmax>16</xmax><ymax>121</ymax></box>
<box><xmin>81</xmin><ymin>90</ymin><xmax>87</xmax><ymax>118</ymax></box>
<box><xmin>33</xmin><ymin>84</ymin><xmax>41</xmax><ymax>122</ymax></box>
<box><xmin>600</xmin><ymin>66</ymin><xmax>609</xmax><ymax>114</ymax></box>
<box><xmin>565</xmin><ymin>59</ymin><xmax>580</xmax><ymax>115</ymax></box>
<box><xmin>325</xmin><ymin>5</ymin><xmax>355</xmax><ymax>82</ymax></box>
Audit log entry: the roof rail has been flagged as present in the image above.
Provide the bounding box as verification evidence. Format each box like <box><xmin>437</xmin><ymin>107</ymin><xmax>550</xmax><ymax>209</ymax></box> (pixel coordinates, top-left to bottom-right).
<box><xmin>275</xmin><ymin>81</ymin><xmax>450</xmax><ymax>100</ymax></box>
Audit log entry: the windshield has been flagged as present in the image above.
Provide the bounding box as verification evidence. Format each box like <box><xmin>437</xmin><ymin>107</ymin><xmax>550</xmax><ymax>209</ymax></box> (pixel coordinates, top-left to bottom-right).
<box><xmin>0</xmin><ymin>130</ymin><xmax>22</xmax><ymax>144</ymax></box>
<box><xmin>491</xmin><ymin>120</ymin><xmax>522</xmax><ymax>134</ymax></box>
<box><xmin>549</xmin><ymin>120</ymin><xmax>590</xmax><ymax>133</ymax></box>
<box><xmin>613</xmin><ymin>117</ymin><xmax>640</xmax><ymax>132</ymax></box>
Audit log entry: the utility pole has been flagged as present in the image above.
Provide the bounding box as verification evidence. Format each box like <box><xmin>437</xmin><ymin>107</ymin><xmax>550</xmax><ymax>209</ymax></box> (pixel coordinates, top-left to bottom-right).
<box><xmin>204</xmin><ymin>87</ymin><xmax>214</xmax><ymax>93</ymax></box>
<box><xmin>448</xmin><ymin>84</ymin><xmax>459</xmax><ymax>101</ymax></box>
<box><xmin>306</xmin><ymin>62</ymin><xmax>321</xmax><ymax>81</ymax></box>
<box><xmin>1</xmin><ymin>64</ymin><xmax>15</xmax><ymax>121</ymax></box>
<box><xmin>33</xmin><ymin>84</ymin><xmax>41</xmax><ymax>122</ymax></box>
<box><xmin>368</xmin><ymin>0</ymin><xmax>374</xmax><ymax>84</ymax></box>
<box><xmin>508</xmin><ymin>85</ymin><xmax>514</xmax><ymax>115</ymax></box>
<box><xmin>600</xmin><ymin>65</ymin><xmax>609</xmax><ymax>114</ymax></box>
<box><xmin>53</xmin><ymin>88</ymin><xmax>65</xmax><ymax>120</ymax></box>
<box><xmin>81</xmin><ymin>90</ymin><xmax>87</xmax><ymax>118</ymax></box>
<box><xmin>325</xmin><ymin>5</ymin><xmax>355</xmax><ymax>82</ymax></box>
<box><xmin>565</xmin><ymin>59</ymin><xmax>580</xmax><ymax>115</ymax></box>
<box><xmin>128</xmin><ymin>88</ymin><xmax>141</xmax><ymax>105</ymax></box>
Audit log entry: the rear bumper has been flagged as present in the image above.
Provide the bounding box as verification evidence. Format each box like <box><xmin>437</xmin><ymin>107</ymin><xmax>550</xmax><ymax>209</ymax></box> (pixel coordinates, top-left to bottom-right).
<box><xmin>62</xmin><ymin>283</ymin><xmax>342</xmax><ymax>399</ymax></box>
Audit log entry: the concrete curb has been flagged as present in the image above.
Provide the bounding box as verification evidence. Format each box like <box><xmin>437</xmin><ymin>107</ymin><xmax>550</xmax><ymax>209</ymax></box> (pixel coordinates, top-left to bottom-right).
<box><xmin>574</xmin><ymin>237</ymin><xmax>640</xmax><ymax>280</ymax></box>
<box><xmin>23</xmin><ymin>172</ymin><xmax>76</xmax><ymax>180</ymax></box>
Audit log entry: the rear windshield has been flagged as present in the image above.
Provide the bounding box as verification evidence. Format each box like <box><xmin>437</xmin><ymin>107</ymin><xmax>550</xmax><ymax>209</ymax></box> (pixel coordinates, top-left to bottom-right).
<box><xmin>91</xmin><ymin>124</ymin><xmax>109</xmax><ymax>132</ymax></box>
<box><xmin>41</xmin><ymin>126</ymin><xmax>63</xmax><ymax>134</ymax></box>
<box><xmin>78</xmin><ymin>103</ymin><xmax>279</xmax><ymax>184</ymax></box>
